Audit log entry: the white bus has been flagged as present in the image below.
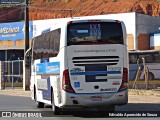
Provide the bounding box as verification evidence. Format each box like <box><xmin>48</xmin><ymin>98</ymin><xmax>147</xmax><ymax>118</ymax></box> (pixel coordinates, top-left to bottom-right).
<box><xmin>26</xmin><ymin>18</ymin><xmax>128</xmax><ymax>114</ymax></box>
<box><xmin>129</xmin><ymin>50</ymin><xmax>160</xmax><ymax>80</ymax></box>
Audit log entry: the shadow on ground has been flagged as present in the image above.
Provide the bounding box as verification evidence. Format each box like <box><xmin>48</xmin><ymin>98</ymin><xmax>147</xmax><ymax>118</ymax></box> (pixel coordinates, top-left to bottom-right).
<box><xmin>43</xmin><ymin>103</ymin><xmax>160</xmax><ymax>118</ymax></box>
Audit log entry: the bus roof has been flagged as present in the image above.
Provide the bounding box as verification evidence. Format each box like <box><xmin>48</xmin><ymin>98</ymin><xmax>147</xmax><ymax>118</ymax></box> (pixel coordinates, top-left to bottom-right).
<box><xmin>129</xmin><ymin>50</ymin><xmax>160</xmax><ymax>54</ymax></box>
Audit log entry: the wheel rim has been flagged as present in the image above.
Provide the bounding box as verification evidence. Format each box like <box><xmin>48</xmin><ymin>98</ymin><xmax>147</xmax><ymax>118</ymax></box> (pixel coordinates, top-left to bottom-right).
<box><xmin>148</xmin><ymin>73</ymin><xmax>154</xmax><ymax>80</ymax></box>
<box><xmin>149</xmin><ymin>75</ymin><xmax>152</xmax><ymax>80</ymax></box>
<box><xmin>35</xmin><ymin>90</ymin><xmax>39</xmax><ymax>106</ymax></box>
<box><xmin>34</xmin><ymin>90</ymin><xmax>39</xmax><ymax>107</ymax></box>
<box><xmin>52</xmin><ymin>92</ymin><xmax>55</xmax><ymax>111</ymax></box>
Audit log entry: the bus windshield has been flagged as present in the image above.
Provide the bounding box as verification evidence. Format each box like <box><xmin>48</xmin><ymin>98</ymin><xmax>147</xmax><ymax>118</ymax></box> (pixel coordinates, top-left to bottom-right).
<box><xmin>67</xmin><ymin>22</ymin><xmax>123</xmax><ymax>46</ymax></box>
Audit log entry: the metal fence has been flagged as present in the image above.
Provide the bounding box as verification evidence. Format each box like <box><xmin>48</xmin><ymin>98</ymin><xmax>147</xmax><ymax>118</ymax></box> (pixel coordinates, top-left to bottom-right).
<box><xmin>2</xmin><ymin>60</ymin><xmax>23</xmax><ymax>89</ymax></box>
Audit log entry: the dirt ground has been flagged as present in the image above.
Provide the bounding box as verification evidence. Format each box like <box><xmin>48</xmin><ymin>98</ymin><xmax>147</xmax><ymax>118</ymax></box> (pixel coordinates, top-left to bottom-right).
<box><xmin>129</xmin><ymin>89</ymin><xmax>160</xmax><ymax>103</ymax></box>
<box><xmin>0</xmin><ymin>89</ymin><xmax>160</xmax><ymax>103</ymax></box>
<box><xmin>0</xmin><ymin>89</ymin><xmax>31</xmax><ymax>97</ymax></box>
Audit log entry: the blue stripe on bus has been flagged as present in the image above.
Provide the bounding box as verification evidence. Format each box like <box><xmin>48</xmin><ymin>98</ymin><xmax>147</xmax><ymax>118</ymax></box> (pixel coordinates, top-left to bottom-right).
<box><xmin>36</xmin><ymin>62</ymin><xmax>60</xmax><ymax>75</ymax></box>
<box><xmin>70</xmin><ymin>71</ymin><xmax>121</xmax><ymax>76</ymax></box>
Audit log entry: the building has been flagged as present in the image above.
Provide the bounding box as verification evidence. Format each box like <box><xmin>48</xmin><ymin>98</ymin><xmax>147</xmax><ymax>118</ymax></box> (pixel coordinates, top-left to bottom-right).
<box><xmin>78</xmin><ymin>12</ymin><xmax>160</xmax><ymax>50</ymax></box>
<box><xmin>0</xmin><ymin>12</ymin><xmax>160</xmax><ymax>61</ymax></box>
<box><xmin>0</xmin><ymin>21</ymin><xmax>33</xmax><ymax>61</ymax></box>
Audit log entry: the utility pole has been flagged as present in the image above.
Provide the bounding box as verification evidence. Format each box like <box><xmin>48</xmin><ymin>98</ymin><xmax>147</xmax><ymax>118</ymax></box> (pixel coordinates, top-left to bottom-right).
<box><xmin>23</xmin><ymin>0</ymin><xmax>30</xmax><ymax>91</ymax></box>
<box><xmin>70</xmin><ymin>9</ymin><xmax>72</xmax><ymax>18</ymax></box>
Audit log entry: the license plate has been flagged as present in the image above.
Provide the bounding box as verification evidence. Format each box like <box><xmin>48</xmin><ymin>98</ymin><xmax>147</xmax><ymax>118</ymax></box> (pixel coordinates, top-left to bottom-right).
<box><xmin>90</xmin><ymin>96</ymin><xmax>102</xmax><ymax>101</ymax></box>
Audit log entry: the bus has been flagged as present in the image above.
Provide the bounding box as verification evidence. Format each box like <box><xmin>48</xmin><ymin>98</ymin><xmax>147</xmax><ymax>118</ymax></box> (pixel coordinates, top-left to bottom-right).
<box><xmin>129</xmin><ymin>50</ymin><xmax>160</xmax><ymax>80</ymax></box>
<box><xmin>26</xmin><ymin>18</ymin><xmax>128</xmax><ymax>114</ymax></box>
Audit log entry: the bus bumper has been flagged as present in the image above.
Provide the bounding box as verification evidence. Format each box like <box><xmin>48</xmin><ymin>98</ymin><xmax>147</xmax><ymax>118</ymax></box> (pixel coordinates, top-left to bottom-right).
<box><xmin>60</xmin><ymin>89</ymin><xmax>128</xmax><ymax>108</ymax></box>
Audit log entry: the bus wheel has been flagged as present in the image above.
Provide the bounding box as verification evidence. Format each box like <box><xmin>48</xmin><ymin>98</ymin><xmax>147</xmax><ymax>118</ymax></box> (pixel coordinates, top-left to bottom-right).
<box><xmin>51</xmin><ymin>90</ymin><xmax>61</xmax><ymax>115</ymax></box>
<box><xmin>148</xmin><ymin>72</ymin><xmax>154</xmax><ymax>80</ymax></box>
<box><xmin>143</xmin><ymin>72</ymin><xmax>154</xmax><ymax>80</ymax></box>
<box><xmin>34</xmin><ymin>87</ymin><xmax>44</xmax><ymax>108</ymax></box>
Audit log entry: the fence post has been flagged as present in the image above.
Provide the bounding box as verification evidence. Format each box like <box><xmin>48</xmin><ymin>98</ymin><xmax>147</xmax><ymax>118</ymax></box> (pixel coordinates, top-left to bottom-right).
<box><xmin>142</xmin><ymin>57</ymin><xmax>149</xmax><ymax>90</ymax></box>
<box><xmin>146</xmin><ymin>67</ymin><xmax>149</xmax><ymax>90</ymax></box>
<box><xmin>23</xmin><ymin>60</ymin><xmax>25</xmax><ymax>90</ymax></box>
<box><xmin>12</xmin><ymin>61</ymin><xmax>14</xmax><ymax>90</ymax></box>
<box><xmin>0</xmin><ymin>61</ymin><xmax>5</xmax><ymax>90</ymax></box>
<box><xmin>132</xmin><ymin>59</ymin><xmax>141</xmax><ymax>89</ymax></box>
<box><xmin>19</xmin><ymin>59</ymin><xmax>20</xmax><ymax>77</ymax></box>
<box><xmin>0</xmin><ymin>61</ymin><xmax>1</xmax><ymax>90</ymax></box>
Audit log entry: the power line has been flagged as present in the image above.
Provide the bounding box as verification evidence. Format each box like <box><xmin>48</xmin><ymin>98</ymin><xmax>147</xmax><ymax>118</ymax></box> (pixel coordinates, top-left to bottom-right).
<box><xmin>0</xmin><ymin>6</ymin><xmax>25</xmax><ymax>20</ymax></box>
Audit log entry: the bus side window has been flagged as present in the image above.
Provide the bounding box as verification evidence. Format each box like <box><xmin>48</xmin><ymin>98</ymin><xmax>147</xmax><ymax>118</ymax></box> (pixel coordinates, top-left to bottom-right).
<box><xmin>138</xmin><ymin>54</ymin><xmax>145</xmax><ymax>63</ymax></box>
<box><xmin>145</xmin><ymin>54</ymin><xmax>153</xmax><ymax>63</ymax></box>
<box><xmin>129</xmin><ymin>54</ymin><xmax>137</xmax><ymax>64</ymax></box>
<box><xmin>154</xmin><ymin>53</ymin><xmax>160</xmax><ymax>63</ymax></box>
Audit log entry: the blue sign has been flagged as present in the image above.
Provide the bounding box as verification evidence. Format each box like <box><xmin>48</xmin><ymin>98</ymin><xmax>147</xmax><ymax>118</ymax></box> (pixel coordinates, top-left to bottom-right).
<box><xmin>36</xmin><ymin>62</ymin><xmax>60</xmax><ymax>75</ymax></box>
<box><xmin>0</xmin><ymin>0</ymin><xmax>24</xmax><ymax>4</ymax></box>
<box><xmin>74</xmin><ymin>82</ymin><xmax>80</xmax><ymax>88</ymax></box>
<box><xmin>0</xmin><ymin>21</ymin><xmax>33</xmax><ymax>42</ymax></box>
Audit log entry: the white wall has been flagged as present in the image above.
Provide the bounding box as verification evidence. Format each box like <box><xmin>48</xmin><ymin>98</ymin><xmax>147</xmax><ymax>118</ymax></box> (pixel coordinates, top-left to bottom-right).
<box><xmin>150</xmin><ymin>33</ymin><xmax>160</xmax><ymax>48</ymax></box>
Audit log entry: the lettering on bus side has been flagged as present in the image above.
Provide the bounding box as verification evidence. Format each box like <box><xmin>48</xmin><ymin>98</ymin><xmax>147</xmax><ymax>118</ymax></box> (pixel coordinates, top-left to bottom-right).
<box><xmin>36</xmin><ymin>62</ymin><xmax>60</xmax><ymax>75</ymax></box>
<box><xmin>100</xmin><ymin>88</ymin><xmax>117</xmax><ymax>91</ymax></box>
<box><xmin>108</xmin><ymin>67</ymin><xmax>121</xmax><ymax>71</ymax></box>
<box><xmin>112</xmin><ymin>81</ymin><xmax>120</xmax><ymax>85</ymax></box>
<box><xmin>70</xmin><ymin>68</ymin><xmax>84</xmax><ymax>72</ymax></box>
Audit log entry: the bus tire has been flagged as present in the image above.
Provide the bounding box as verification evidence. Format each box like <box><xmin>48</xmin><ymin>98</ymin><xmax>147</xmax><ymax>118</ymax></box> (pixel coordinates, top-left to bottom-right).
<box><xmin>143</xmin><ymin>72</ymin><xmax>154</xmax><ymax>80</ymax></box>
<box><xmin>34</xmin><ymin>86</ymin><xmax>45</xmax><ymax>108</ymax></box>
<box><xmin>148</xmin><ymin>72</ymin><xmax>154</xmax><ymax>80</ymax></box>
<box><xmin>51</xmin><ymin>89</ymin><xmax>60</xmax><ymax>115</ymax></box>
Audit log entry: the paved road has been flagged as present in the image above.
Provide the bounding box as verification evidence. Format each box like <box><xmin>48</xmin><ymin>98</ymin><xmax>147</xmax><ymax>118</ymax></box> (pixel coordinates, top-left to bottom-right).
<box><xmin>0</xmin><ymin>95</ymin><xmax>160</xmax><ymax>120</ymax></box>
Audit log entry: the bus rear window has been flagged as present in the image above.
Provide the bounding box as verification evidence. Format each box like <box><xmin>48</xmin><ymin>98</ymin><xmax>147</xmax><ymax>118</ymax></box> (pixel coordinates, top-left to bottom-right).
<box><xmin>67</xmin><ymin>22</ymin><xmax>123</xmax><ymax>46</ymax></box>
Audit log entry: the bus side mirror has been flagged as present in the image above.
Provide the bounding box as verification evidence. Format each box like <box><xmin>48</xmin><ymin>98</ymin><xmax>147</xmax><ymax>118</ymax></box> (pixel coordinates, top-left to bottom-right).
<box><xmin>25</xmin><ymin>55</ymin><xmax>31</xmax><ymax>66</ymax></box>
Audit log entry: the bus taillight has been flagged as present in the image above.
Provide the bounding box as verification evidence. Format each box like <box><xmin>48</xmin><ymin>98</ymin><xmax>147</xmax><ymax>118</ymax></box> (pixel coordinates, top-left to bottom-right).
<box><xmin>122</xmin><ymin>68</ymin><xmax>128</xmax><ymax>83</ymax></box>
<box><xmin>67</xmin><ymin>21</ymin><xmax>72</xmax><ymax>25</ymax></box>
<box><xmin>118</xmin><ymin>68</ymin><xmax>128</xmax><ymax>91</ymax></box>
<box><xmin>116</xmin><ymin>20</ymin><xmax>121</xmax><ymax>24</ymax></box>
<box><xmin>62</xmin><ymin>70</ymin><xmax>75</xmax><ymax>93</ymax></box>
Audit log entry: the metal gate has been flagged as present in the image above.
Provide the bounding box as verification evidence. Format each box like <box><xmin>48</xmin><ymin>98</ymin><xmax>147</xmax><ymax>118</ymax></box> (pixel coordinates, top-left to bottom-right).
<box><xmin>2</xmin><ymin>60</ymin><xmax>24</xmax><ymax>89</ymax></box>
